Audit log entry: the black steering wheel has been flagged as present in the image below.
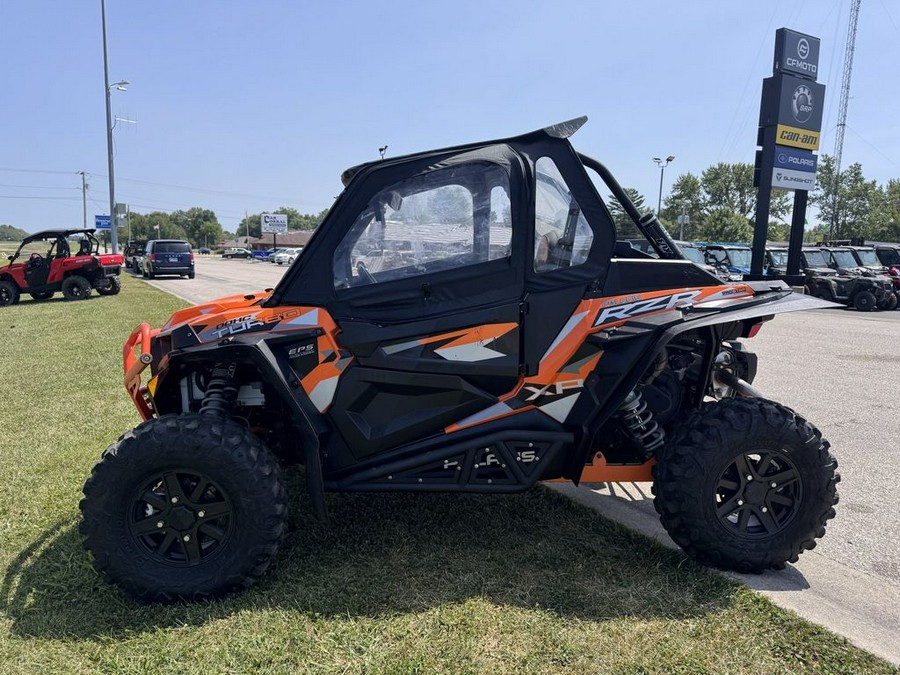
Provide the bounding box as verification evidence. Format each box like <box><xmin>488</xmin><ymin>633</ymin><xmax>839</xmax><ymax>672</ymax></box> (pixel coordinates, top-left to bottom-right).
<box><xmin>356</xmin><ymin>261</ymin><xmax>376</xmax><ymax>285</ymax></box>
<box><xmin>28</xmin><ymin>252</ymin><xmax>44</xmax><ymax>267</ymax></box>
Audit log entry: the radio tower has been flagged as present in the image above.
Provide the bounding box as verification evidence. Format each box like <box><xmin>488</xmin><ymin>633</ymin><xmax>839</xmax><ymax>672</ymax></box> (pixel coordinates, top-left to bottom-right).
<box><xmin>829</xmin><ymin>0</ymin><xmax>862</xmax><ymax>237</ymax></box>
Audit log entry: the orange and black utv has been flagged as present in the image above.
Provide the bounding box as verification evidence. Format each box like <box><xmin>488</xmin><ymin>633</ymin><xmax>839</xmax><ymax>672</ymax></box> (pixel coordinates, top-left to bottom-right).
<box><xmin>81</xmin><ymin>118</ymin><xmax>839</xmax><ymax>601</ymax></box>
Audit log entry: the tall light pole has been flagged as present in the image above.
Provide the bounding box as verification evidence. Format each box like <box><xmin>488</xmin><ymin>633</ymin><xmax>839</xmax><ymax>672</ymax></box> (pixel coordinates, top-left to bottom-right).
<box><xmin>652</xmin><ymin>155</ymin><xmax>675</xmax><ymax>215</ymax></box>
<box><xmin>101</xmin><ymin>0</ymin><xmax>127</xmax><ymax>253</ymax></box>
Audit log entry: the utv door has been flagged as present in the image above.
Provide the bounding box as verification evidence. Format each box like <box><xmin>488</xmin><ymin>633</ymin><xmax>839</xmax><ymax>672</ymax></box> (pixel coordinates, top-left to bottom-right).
<box><xmin>325</xmin><ymin>149</ymin><xmax>527</xmax><ymax>459</ymax></box>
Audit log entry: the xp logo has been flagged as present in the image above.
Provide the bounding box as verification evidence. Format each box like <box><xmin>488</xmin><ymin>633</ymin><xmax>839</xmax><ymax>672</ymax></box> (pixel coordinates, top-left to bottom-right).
<box><xmin>792</xmin><ymin>85</ymin><xmax>814</xmax><ymax>123</ymax></box>
<box><xmin>797</xmin><ymin>38</ymin><xmax>809</xmax><ymax>59</ymax></box>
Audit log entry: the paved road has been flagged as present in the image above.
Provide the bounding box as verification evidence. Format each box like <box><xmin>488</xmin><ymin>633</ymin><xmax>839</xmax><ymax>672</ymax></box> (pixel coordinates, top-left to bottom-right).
<box><xmin>140</xmin><ymin>255</ymin><xmax>289</xmax><ymax>304</ymax></box>
<box><xmin>140</xmin><ymin>258</ymin><xmax>900</xmax><ymax>663</ymax></box>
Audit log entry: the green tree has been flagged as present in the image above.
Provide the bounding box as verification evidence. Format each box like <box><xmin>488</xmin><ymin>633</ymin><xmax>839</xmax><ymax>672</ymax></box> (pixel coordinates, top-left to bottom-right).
<box><xmin>699</xmin><ymin>208</ymin><xmax>753</xmax><ymax>242</ymax></box>
<box><xmin>607</xmin><ymin>188</ymin><xmax>649</xmax><ymax>238</ymax></box>
<box><xmin>0</xmin><ymin>224</ymin><xmax>28</xmax><ymax>241</ymax></box>
<box><xmin>170</xmin><ymin>208</ymin><xmax>222</xmax><ymax>248</ymax></box>
<box><xmin>811</xmin><ymin>155</ymin><xmax>885</xmax><ymax>240</ymax></box>
<box><xmin>662</xmin><ymin>173</ymin><xmax>703</xmax><ymax>240</ymax></box>
<box><xmin>126</xmin><ymin>212</ymin><xmax>184</xmax><ymax>241</ymax></box>
<box><xmin>874</xmin><ymin>179</ymin><xmax>900</xmax><ymax>242</ymax></box>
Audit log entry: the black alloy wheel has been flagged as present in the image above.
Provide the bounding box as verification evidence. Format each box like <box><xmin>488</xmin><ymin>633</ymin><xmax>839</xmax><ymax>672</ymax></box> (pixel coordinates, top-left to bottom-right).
<box><xmin>714</xmin><ymin>450</ymin><xmax>801</xmax><ymax>538</ymax></box>
<box><xmin>61</xmin><ymin>275</ymin><xmax>92</xmax><ymax>301</ymax></box>
<box><xmin>0</xmin><ymin>280</ymin><xmax>21</xmax><ymax>306</ymax></box>
<box><xmin>128</xmin><ymin>469</ymin><xmax>233</xmax><ymax>566</ymax></box>
<box><xmin>80</xmin><ymin>413</ymin><xmax>287</xmax><ymax>601</ymax></box>
<box><xmin>653</xmin><ymin>397</ymin><xmax>839</xmax><ymax>572</ymax></box>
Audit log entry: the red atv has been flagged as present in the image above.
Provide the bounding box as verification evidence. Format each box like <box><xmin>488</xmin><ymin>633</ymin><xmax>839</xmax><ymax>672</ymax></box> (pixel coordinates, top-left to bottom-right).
<box><xmin>0</xmin><ymin>228</ymin><xmax>124</xmax><ymax>305</ymax></box>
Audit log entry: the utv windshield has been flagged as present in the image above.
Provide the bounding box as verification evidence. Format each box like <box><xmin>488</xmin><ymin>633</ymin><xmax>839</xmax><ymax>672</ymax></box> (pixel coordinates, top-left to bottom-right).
<box><xmin>727</xmin><ymin>249</ymin><xmax>752</xmax><ymax>268</ymax></box>
<box><xmin>878</xmin><ymin>248</ymin><xmax>900</xmax><ymax>266</ymax></box>
<box><xmin>803</xmin><ymin>251</ymin><xmax>829</xmax><ymax>267</ymax></box>
<box><xmin>679</xmin><ymin>246</ymin><xmax>705</xmax><ymax>264</ymax></box>
<box><xmin>768</xmin><ymin>250</ymin><xmax>789</xmax><ymax>266</ymax></box>
<box><xmin>830</xmin><ymin>250</ymin><xmax>857</xmax><ymax>268</ymax></box>
<box><xmin>854</xmin><ymin>249</ymin><xmax>880</xmax><ymax>266</ymax></box>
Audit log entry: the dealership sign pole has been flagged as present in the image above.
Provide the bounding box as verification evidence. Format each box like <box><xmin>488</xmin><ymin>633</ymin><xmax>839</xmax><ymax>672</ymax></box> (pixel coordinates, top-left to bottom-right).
<box><xmin>751</xmin><ymin>28</ymin><xmax>824</xmax><ymax>280</ymax></box>
<box><xmin>261</xmin><ymin>213</ymin><xmax>288</xmax><ymax>253</ymax></box>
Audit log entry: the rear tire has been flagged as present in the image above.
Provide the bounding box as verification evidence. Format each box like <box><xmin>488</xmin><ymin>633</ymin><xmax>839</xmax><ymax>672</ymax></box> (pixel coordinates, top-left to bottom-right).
<box><xmin>80</xmin><ymin>414</ymin><xmax>287</xmax><ymax>602</ymax></box>
<box><xmin>880</xmin><ymin>293</ymin><xmax>898</xmax><ymax>311</ymax></box>
<box><xmin>853</xmin><ymin>290</ymin><xmax>877</xmax><ymax>311</ymax></box>
<box><xmin>61</xmin><ymin>276</ymin><xmax>92</xmax><ymax>301</ymax></box>
<box><xmin>95</xmin><ymin>276</ymin><xmax>121</xmax><ymax>296</ymax></box>
<box><xmin>0</xmin><ymin>279</ymin><xmax>20</xmax><ymax>306</ymax></box>
<box><xmin>188</xmin><ymin>270</ymin><xmax>195</xmax><ymax>279</ymax></box>
<box><xmin>653</xmin><ymin>397</ymin><xmax>839</xmax><ymax>573</ymax></box>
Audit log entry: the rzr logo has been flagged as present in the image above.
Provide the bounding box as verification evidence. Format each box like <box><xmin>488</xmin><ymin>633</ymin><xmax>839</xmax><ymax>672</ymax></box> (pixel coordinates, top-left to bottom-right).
<box><xmin>523</xmin><ymin>378</ymin><xmax>583</xmax><ymax>402</ymax></box>
<box><xmin>594</xmin><ymin>291</ymin><xmax>702</xmax><ymax>326</ymax></box>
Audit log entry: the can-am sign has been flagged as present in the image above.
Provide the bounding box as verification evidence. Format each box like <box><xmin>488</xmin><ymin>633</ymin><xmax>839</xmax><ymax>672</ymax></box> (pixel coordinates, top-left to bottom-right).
<box><xmin>261</xmin><ymin>213</ymin><xmax>288</xmax><ymax>234</ymax></box>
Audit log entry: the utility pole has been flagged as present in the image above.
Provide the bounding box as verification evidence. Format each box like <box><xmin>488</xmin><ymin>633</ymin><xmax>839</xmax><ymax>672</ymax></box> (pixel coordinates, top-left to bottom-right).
<box><xmin>101</xmin><ymin>0</ymin><xmax>118</xmax><ymax>253</ymax></box>
<box><xmin>78</xmin><ymin>171</ymin><xmax>88</xmax><ymax>229</ymax></box>
<box><xmin>653</xmin><ymin>156</ymin><xmax>675</xmax><ymax>214</ymax></box>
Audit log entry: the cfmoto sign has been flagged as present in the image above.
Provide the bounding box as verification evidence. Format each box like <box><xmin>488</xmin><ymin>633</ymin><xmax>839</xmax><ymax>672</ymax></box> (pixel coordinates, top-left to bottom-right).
<box><xmin>774</xmin><ymin>28</ymin><xmax>820</xmax><ymax>81</ymax></box>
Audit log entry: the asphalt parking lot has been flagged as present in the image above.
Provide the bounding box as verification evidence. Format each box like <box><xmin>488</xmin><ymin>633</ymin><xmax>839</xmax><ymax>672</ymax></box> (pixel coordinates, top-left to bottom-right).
<box><xmin>141</xmin><ymin>255</ymin><xmax>900</xmax><ymax>662</ymax></box>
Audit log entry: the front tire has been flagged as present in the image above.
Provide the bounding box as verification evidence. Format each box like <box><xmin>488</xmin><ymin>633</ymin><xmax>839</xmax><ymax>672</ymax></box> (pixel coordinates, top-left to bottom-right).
<box><xmin>95</xmin><ymin>276</ymin><xmax>122</xmax><ymax>296</ymax></box>
<box><xmin>61</xmin><ymin>275</ymin><xmax>92</xmax><ymax>301</ymax></box>
<box><xmin>0</xmin><ymin>279</ymin><xmax>20</xmax><ymax>306</ymax></box>
<box><xmin>80</xmin><ymin>414</ymin><xmax>287</xmax><ymax>602</ymax></box>
<box><xmin>653</xmin><ymin>397</ymin><xmax>839</xmax><ymax>573</ymax></box>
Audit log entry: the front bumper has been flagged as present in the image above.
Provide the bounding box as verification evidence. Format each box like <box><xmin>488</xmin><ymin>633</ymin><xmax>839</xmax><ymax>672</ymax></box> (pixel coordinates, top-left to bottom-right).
<box><xmin>123</xmin><ymin>322</ymin><xmax>159</xmax><ymax>420</ymax></box>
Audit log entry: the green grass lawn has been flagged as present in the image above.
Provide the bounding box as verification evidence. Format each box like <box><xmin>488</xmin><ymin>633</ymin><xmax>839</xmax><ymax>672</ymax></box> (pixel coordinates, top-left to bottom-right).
<box><xmin>0</xmin><ymin>276</ymin><xmax>895</xmax><ymax>674</ymax></box>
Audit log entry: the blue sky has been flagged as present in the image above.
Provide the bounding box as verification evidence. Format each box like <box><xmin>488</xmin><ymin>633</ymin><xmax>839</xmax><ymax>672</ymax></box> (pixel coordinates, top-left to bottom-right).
<box><xmin>2</xmin><ymin>0</ymin><xmax>898</xmax><ymax>234</ymax></box>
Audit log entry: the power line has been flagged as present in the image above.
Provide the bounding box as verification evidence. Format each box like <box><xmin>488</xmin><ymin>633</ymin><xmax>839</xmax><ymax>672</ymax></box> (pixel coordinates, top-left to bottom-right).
<box><xmin>0</xmin><ymin>183</ymin><xmax>81</xmax><ymax>190</ymax></box>
<box><xmin>0</xmin><ymin>195</ymin><xmax>83</xmax><ymax>201</ymax></box>
<box><xmin>0</xmin><ymin>167</ymin><xmax>78</xmax><ymax>176</ymax></box>
<box><xmin>845</xmin><ymin>125</ymin><xmax>900</xmax><ymax>172</ymax></box>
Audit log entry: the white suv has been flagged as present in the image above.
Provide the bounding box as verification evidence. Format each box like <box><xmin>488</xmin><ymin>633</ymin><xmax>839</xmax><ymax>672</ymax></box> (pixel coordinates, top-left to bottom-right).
<box><xmin>274</xmin><ymin>248</ymin><xmax>302</xmax><ymax>265</ymax></box>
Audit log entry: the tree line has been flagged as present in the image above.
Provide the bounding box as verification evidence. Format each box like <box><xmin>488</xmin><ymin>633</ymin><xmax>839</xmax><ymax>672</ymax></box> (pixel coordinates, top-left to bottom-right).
<box><xmin>123</xmin><ymin>206</ymin><xmax>329</xmax><ymax>247</ymax></box>
<box><xmin>610</xmin><ymin>158</ymin><xmax>899</xmax><ymax>244</ymax></box>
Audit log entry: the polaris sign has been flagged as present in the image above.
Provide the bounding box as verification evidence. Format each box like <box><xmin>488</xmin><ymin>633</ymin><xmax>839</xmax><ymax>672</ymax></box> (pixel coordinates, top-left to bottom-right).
<box><xmin>774</xmin><ymin>147</ymin><xmax>817</xmax><ymax>173</ymax></box>
<box><xmin>773</xmin><ymin>28</ymin><xmax>820</xmax><ymax>81</ymax></box>
<box><xmin>261</xmin><ymin>213</ymin><xmax>288</xmax><ymax>234</ymax></box>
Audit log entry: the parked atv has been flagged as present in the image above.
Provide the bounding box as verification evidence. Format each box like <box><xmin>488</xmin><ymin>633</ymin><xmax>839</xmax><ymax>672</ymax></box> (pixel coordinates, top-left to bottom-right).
<box><xmin>81</xmin><ymin>118</ymin><xmax>840</xmax><ymax>601</ymax></box>
<box><xmin>848</xmin><ymin>246</ymin><xmax>900</xmax><ymax>310</ymax></box>
<box><xmin>704</xmin><ymin>244</ymin><xmax>752</xmax><ymax>280</ymax></box>
<box><xmin>0</xmin><ymin>229</ymin><xmax>123</xmax><ymax>305</ymax></box>
<box><xmin>800</xmin><ymin>248</ymin><xmax>891</xmax><ymax>311</ymax></box>
<box><xmin>818</xmin><ymin>246</ymin><xmax>896</xmax><ymax>310</ymax></box>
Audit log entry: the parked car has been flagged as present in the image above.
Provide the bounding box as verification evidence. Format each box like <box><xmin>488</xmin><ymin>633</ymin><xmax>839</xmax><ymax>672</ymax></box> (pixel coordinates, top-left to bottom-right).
<box><xmin>273</xmin><ymin>248</ymin><xmax>302</xmax><ymax>265</ymax></box>
<box><xmin>223</xmin><ymin>247</ymin><xmax>252</xmax><ymax>259</ymax></box>
<box><xmin>123</xmin><ymin>240</ymin><xmax>146</xmax><ymax>271</ymax></box>
<box><xmin>266</xmin><ymin>248</ymin><xmax>288</xmax><ymax>262</ymax></box>
<box><xmin>198</xmin><ymin>247</ymin><xmax>211</xmax><ymax>255</ymax></box>
<box><xmin>142</xmin><ymin>240</ymin><xmax>195</xmax><ymax>279</ymax></box>
<box><xmin>252</xmin><ymin>249</ymin><xmax>274</xmax><ymax>260</ymax></box>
